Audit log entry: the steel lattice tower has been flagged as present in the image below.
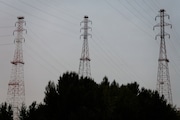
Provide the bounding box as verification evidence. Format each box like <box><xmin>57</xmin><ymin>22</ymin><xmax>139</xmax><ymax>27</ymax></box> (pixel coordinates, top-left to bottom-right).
<box><xmin>78</xmin><ymin>16</ymin><xmax>92</xmax><ymax>78</ymax></box>
<box><xmin>7</xmin><ymin>16</ymin><xmax>27</xmax><ymax>120</ymax></box>
<box><xmin>153</xmin><ymin>9</ymin><xmax>173</xmax><ymax>104</ymax></box>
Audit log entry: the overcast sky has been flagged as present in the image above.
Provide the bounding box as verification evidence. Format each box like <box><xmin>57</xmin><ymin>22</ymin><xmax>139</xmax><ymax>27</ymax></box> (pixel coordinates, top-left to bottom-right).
<box><xmin>0</xmin><ymin>0</ymin><xmax>180</xmax><ymax>107</ymax></box>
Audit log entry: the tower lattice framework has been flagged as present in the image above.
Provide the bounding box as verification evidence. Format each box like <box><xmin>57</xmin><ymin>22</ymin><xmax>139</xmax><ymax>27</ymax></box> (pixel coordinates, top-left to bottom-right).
<box><xmin>7</xmin><ymin>16</ymin><xmax>27</xmax><ymax>120</ymax></box>
<box><xmin>78</xmin><ymin>16</ymin><xmax>92</xmax><ymax>78</ymax></box>
<box><xmin>153</xmin><ymin>9</ymin><xmax>173</xmax><ymax>104</ymax></box>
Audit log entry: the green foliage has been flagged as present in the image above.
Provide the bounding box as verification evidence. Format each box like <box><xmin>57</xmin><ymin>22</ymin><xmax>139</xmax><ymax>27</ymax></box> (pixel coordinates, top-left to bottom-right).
<box><xmin>16</xmin><ymin>72</ymin><xmax>180</xmax><ymax>120</ymax></box>
<box><xmin>0</xmin><ymin>102</ymin><xmax>13</xmax><ymax>120</ymax></box>
<box><xmin>19</xmin><ymin>103</ymin><xmax>27</xmax><ymax>120</ymax></box>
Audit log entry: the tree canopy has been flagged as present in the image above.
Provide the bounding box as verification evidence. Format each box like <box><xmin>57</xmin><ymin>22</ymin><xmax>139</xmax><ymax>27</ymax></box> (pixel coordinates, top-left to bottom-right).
<box><xmin>0</xmin><ymin>102</ymin><xmax>13</xmax><ymax>120</ymax></box>
<box><xmin>1</xmin><ymin>72</ymin><xmax>179</xmax><ymax>120</ymax></box>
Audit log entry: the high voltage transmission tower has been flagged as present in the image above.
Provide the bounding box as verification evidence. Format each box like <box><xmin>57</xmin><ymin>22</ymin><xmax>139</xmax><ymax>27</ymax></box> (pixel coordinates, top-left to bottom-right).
<box><xmin>78</xmin><ymin>16</ymin><xmax>92</xmax><ymax>78</ymax></box>
<box><xmin>7</xmin><ymin>16</ymin><xmax>27</xmax><ymax>120</ymax></box>
<box><xmin>153</xmin><ymin>9</ymin><xmax>173</xmax><ymax>105</ymax></box>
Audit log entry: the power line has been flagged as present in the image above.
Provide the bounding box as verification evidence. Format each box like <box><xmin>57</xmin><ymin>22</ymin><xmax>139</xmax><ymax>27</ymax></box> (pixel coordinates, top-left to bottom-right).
<box><xmin>0</xmin><ymin>1</ymin><xmax>77</xmax><ymax>36</ymax></box>
<box><xmin>134</xmin><ymin>0</ymin><xmax>155</xmax><ymax>19</ymax></box>
<box><xmin>105</xmin><ymin>0</ymin><xmax>154</xmax><ymax>39</ymax></box>
<box><xmin>92</xmin><ymin>32</ymin><xmax>151</xmax><ymax>86</ymax></box>
<box><xmin>0</xmin><ymin>26</ymin><xmax>14</xmax><ymax>28</ymax></box>
<box><xmin>0</xmin><ymin>43</ymin><xmax>13</xmax><ymax>46</ymax></box>
<box><xmin>142</xmin><ymin>0</ymin><xmax>158</xmax><ymax>13</ymax></box>
<box><xmin>27</xmin><ymin>25</ymin><xmax>74</xmax><ymax>69</ymax></box>
<box><xmin>24</xmin><ymin>40</ymin><xmax>63</xmax><ymax>74</ymax></box>
<box><xmin>0</xmin><ymin>35</ymin><xmax>13</xmax><ymax>37</ymax></box>
<box><xmin>24</xmin><ymin>44</ymin><xmax>60</xmax><ymax>77</ymax></box>
<box><xmin>19</xmin><ymin>0</ymin><xmax>78</xmax><ymax>26</ymax></box>
<box><xmin>125</xmin><ymin>0</ymin><xmax>154</xmax><ymax>26</ymax></box>
<box><xmin>151</xmin><ymin>0</ymin><xmax>161</xmax><ymax>10</ymax></box>
<box><xmin>36</xmin><ymin>0</ymin><xmax>81</xmax><ymax>21</ymax></box>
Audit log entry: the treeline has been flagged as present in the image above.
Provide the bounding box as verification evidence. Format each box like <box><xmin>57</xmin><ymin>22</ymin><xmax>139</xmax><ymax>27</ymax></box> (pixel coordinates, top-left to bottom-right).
<box><xmin>0</xmin><ymin>72</ymin><xmax>180</xmax><ymax>120</ymax></box>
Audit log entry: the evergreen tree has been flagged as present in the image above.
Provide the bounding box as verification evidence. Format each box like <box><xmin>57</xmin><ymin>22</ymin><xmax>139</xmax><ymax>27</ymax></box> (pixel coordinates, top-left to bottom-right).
<box><xmin>0</xmin><ymin>102</ymin><xmax>13</xmax><ymax>120</ymax></box>
<box><xmin>17</xmin><ymin>72</ymin><xmax>180</xmax><ymax>120</ymax></box>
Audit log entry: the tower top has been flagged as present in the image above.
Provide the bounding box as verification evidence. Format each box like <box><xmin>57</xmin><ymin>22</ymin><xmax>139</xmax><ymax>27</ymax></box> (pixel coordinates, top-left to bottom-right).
<box><xmin>159</xmin><ymin>9</ymin><xmax>165</xmax><ymax>12</ymax></box>
<box><xmin>84</xmin><ymin>15</ymin><xmax>88</xmax><ymax>18</ymax></box>
<box><xmin>17</xmin><ymin>16</ymin><xmax>24</xmax><ymax>20</ymax></box>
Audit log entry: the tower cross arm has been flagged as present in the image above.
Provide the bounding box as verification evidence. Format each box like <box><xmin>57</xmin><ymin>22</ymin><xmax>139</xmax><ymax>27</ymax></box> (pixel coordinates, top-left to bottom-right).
<box><xmin>164</xmin><ymin>22</ymin><xmax>172</xmax><ymax>28</ymax></box>
<box><xmin>155</xmin><ymin>33</ymin><xmax>161</xmax><ymax>40</ymax></box>
<box><xmin>155</xmin><ymin>9</ymin><xmax>170</xmax><ymax>21</ymax></box>
<box><xmin>153</xmin><ymin>23</ymin><xmax>160</xmax><ymax>30</ymax></box>
<box><xmin>80</xmin><ymin>20</ymin><xmax>92</xmax><ymax>25</ymax></box>
<box><xmin>155</xmin><ymin>15</ymin><xmax>161</xmax><ymax>21</ymax></box>
<box><xmin>14</xmin><ymin>38</ymin><xmax>25</xmax><ymax>43</ymax></box>
<box><xmin>80</xmin><ymin>27</ymin><xmax>92</xmax><ymax>32</ymax></box>
<box><xmin>88</xmin><ymin>20</ymin><xmax>92</xmax><ymax>24</ymax></box>
<box><xmin>164</xmin><ymin>32</ymin><xmax>171</xmax><ymax>38</ymax></box>
<box><xmin>80</xmin><ymin>33</ymin><xmax>92</xmax><ymax>39</ymax></box>
<box><xmin>164</xmin><ymin>13</ymin><xmax>170</xmax><ymax>19</ymax></box>
<box><xmin>13</xmin><ymin>29</ymin><xmax>27</xmax><ymax>35</ymax></box>
<box><xmin>15</xmin><ymin>20</ymin><xmax>26</xmax><ymax>27</ymax></box>
<box><xmin>155</xmin><ymin>32</ymin><xmax>170</xmax><ymax>40</ymax></box>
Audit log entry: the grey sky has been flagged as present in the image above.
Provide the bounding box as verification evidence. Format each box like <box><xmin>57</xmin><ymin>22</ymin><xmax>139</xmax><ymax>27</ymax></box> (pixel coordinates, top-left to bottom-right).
<box><xmin>0</xmin><ymin>0</ymin><xmax>180</xmax><ymax>107</ymax></box>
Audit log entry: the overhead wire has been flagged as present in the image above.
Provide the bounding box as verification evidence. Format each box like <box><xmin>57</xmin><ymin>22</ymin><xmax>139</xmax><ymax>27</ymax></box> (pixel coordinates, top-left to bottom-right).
<box><xmin>75</xmin><ymin>21</ymin><xmax>123</xmax><ymax>81</ymax></box>
<box><xmin>0</xmin><ymin>26</ymin><xmax>14</xmax><ymax>28</ymax></box>
<box><xmin>165</xmin><ymin>17</ymin><xmax>180</xmax><ymax>73</ymax></box>
<box><xmin>0</xmin><ymin>0</ymin><xmax>179</xmax><ymax>107</ymax></box>
<box><xmin>125</xmin><ymin>0</ymin><xmax>154</xmax><ymax>26</ymax></box>
<box><xmin>26</xmin><ymin>21</ymin><xmax>80</xmax><ymax>72</ymax></box>
<box><xmin>24</xmin><ymin>46</ymin><xmax>59</xmax><ymax>78</ymax></box>
<box><xmin>24</xmin><ymin>37</ymin><xmax>63</xmax><ymax>75</ymax></box>
<box><xmin>151</xmin><ymin>0</ymin><xmax>161</xmax><ymax>10</ymax></box>
<box><xmin>0</xmin><ymin>4</ymin><xmax>17</xmax><ymax>18</ymax></box>
<box><xmin>130</xmin><ymin>0</ymin><xmax>161</xmax><ymax>43</ymax></box>
<box><xmin>92</xmin><ymin>31</ymin><xmax>151</xmax><ymax>86</ymax></box>
<box><xmin>36</xmin><ymin>0</ymin><xmax>81</xmax><ymax>22</ymax></box>
<box><xmin>91</xmin><ymin>37</ymin><xmax>126</xmax><ymax>83</ymax></box>
<box><xmin>92</xmin><ymin>25</ymin><xmax>150</xmax><ymax>84</ymax></box>
<box><xmin>106</xmin><ymin>0</ymin><xmax>172</xmax><ymax>86</ymax></box>
<box><xmin>170</xmin><ymin>20</ymin><xmax>180</xmax><ymax>46</ymax></box>
<box><xmin>0</xmin><ymin>43</ymin><xmax>13</xmax><ymax>46</ymax></box>
<box><xmin>27</xmin><ymin>0</ymin><xmax>159</xmax><ymax>85</ymax></box>
<box><xmin>18</xmin><ymin>0</ymin><xmax>78</xmax><ymax>26</ymax></box>
<box><xmin>143</xmin><ymin>2</ymin><xmax>180</xmax><ymax>90</ymax></box>
<box><xmin>0</xmin><ymin>0</ymin><xmax>179</xmax><ymax>85</ymax></box>
<box><xmin>0</xmin><ymin>1</ymin><xmax>78</xmax><ymax>36</ymax></box>
<box><xmin>124</xmin><ymin>0</ymin><xmax>160</xmax><ymax>48</ymax></box>
<box><xmin>141</xmin><ymin>0</ymin><xmax>158</xmax><ymax>13</ymax></box>
<box><xmin>140</xmin><ymin>0</ymin><xmax>180</xmax><ymax>78</ymax></box>
<box><xmin>26</xmin><ymin>21</ymin><xmax>76</xmax><ymax>39</ymax></box>
<box><xmin>53</xmin><ymin>0</ymin><xmax>85</xmax><ymax>17</ymax></box>
<box><xmin>0</xmin><ymin>35</ymin><xmax>13</xmax><ymax>37</ymax></box>
<box><xmin>77</xmin><ymin>18</ymin><xmax>126</xmax><ymax>81</ymax></box>
<box><xmin>133</xmin><ymin>0</ymin><xmax>156</xmax><ymax>19</ymax></box>
<box><xmin>166</xmin><ymin>23</ymin><xmax>180</xmax><ymax>74</ymax></box>
<box><xmin>25</xmin><ymin>27</ymin><xmax>69</xmax><ymax>71</ymax></box>
<box><xmin>105</xmin><ymin>0</ymin><xmax>154</xmax><ymax>39</ymax></box>
<box><xmin>153</xmin><ymin>12</ymin><xmax>180</xmax><ymax>85</ymax></box>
